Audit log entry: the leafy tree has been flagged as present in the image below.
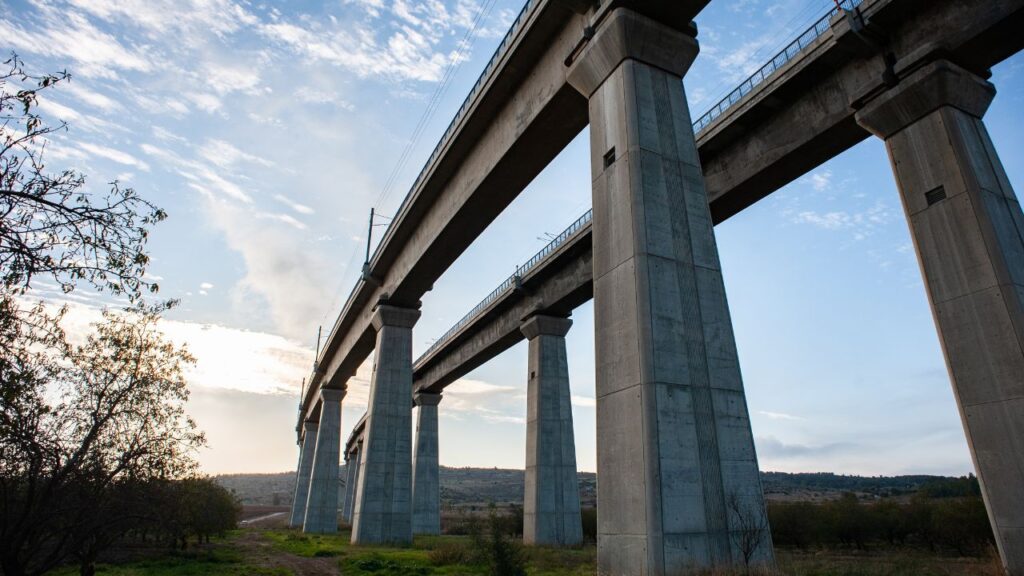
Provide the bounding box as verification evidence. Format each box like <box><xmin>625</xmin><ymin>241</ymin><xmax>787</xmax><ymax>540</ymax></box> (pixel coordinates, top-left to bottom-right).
<box><xmin>0</xmin><ymin>54</ymin><xmax>200</xmax><ymax>576</ymax></box>
<box><xmin>1</xmin><ymin>54</ymin><xmax>164</xmax><ymax>298</ymax></box>
<box><xmin>0</xmin><ymin>303</ymin><xmax>204</xmax><ymax>576</ymax></box>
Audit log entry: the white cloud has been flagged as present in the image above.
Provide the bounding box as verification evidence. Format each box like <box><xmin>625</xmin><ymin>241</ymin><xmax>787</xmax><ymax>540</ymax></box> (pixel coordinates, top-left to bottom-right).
<box><xmin>200</xmin><ymin>196</ymin><xmax>334</xmax><ymax>339</ymax></box>
<box><xmin>64</xmin><ymin>81</ymin><xmax>123</xmax><ymax>113</ymax></box>
<box><xmin>274</xmin><ymin>194</ymin><xmax>315</xmax><ymax>215</ymax></box>
<box><xmin>200</xmin><ymin>139</ymin><xmax>273</xmax><ymax>168</ymax></box>
<box><xmin>65</xmin><ymin>0</ymin><xmax>258</xmax><ymax>38</ymax></box>
<box><xmin>200</xmin><ymin>282</ymin><xmax>214</xmax><ymax>290</ymax></box>
<box><xmin>571</xmin><ymin>394</ymin><xmax>596</xmax><ymax>408</ymax></box>
<box><xmin>758</xmin><ymin>410</ymin><xmax>804</xmax><ymax>421</ymax></box>
<box><xmin>34</xmin><ymin>299</ymin><xmax>313</xmax><ymax>396</ymax></box>
<box><xmin>294</xmin><ymin>87</ymin><xmax>354</xmax><ymax>111</ymax></box>
<box><xmin>808</xmin><ymin>169</ymin><xmax>832</xmax><ymax>192</ymax></box>
<box><xmin>78</xmin><ymin>142</ymin><xmax>151</xmax><ymax>171</ymax></box>
<box><xmin>0</xmin><ymin>7</ymin><xmax>153</xmax><ymax>78</ymax></box>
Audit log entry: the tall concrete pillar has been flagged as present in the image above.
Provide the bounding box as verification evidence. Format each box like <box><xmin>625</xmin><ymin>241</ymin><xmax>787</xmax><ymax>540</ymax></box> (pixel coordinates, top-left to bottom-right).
<box><xmin>351</xmin><ymin>304</ymin><xmax>421</xmax><ymax>545</ymax></box>
<box><xmin>341</xmin><ymin>448</ymin><xmax>357</xmax><ymax>524</ymax></box>
<box><xmin>303</xmin><ymin>387</ymin><xmax>346</xmax><ymax>534</ymax></box>
<box><xmin>289</xmin><ymin>420</ymin><xmax>318</xmax><ymax>527</ymax></box>
<box><xmin>412</xmin><ymin>392</ymin><xmax>442</xmax><ymax>535</ymax></box>
<box><xmin>856</xmin><ymin>59</ymin><xmax>1024</xmax><ymax>575</ymax></box>
<box><xmin>521</xmin><ymin>315</ymin><xmax>583</xmax><ymax>547</ymax></box>
<box><xmin>566</xmin><ymin>9</ymin><xmax>773</xmax><ymax>573</ymax></box>
<box><xmin>344</xmin><ymin>440</ymin><xmax>364</xmax><ymax>525</ymax></box>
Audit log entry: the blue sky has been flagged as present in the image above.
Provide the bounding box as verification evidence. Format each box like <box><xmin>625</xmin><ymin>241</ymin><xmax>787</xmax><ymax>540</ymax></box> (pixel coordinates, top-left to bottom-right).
<box><xmin>3</xmin><ymin>0</ymin><xmax>1022</xmax><ymax>476</ymax></box>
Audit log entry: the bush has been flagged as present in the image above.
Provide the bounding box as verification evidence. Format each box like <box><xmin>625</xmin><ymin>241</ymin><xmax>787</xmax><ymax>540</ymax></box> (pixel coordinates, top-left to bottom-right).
<box><xmin>470</xmin><ymin>506</ymin><xmax>526</xmax><ymax>576</ymax></box>
<box><xmin>427</xmin><ymin>542</ymin><xmax>468</xmax><ymax>566</ymax></box>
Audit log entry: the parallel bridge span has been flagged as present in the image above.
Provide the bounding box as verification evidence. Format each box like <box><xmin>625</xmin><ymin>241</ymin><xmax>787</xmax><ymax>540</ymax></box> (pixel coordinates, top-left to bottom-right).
<box><xmin>290</xmin><ymin>0</ymin><xmax>1024</xmax><ymax>572</ymax></box>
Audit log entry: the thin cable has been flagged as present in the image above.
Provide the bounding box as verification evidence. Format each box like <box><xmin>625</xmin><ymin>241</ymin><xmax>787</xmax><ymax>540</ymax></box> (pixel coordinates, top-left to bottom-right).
<box><xmin>315</xmin><ymin>0</ymin><xmax>505</xmax><ymax>335</ymax></box>
<box><xmin>375</xmin><ymin>0</ymin><xmax>500</xmax><ymax>214</ymax></box>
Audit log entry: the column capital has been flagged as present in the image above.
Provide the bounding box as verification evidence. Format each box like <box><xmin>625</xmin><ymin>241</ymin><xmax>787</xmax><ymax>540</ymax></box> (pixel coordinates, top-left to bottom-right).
<box><xmin>855</xmin><ymin>60</ymin><xmax>995</xmax><ymax>139</ymax></box>
<box><xmin>521</xmin><ymin>314</ymin><xmax>572</xmax><ymax>340</ymax></box>
<box><xmin>320</xmin><ymin>387</ymin><xmax>346</xmax><ymax>403</ymax></box>
<box><xmin>371</xmin><ymin>304</ymin><xmax>421</xmax><ymax>331</ymax></box>
<box><xmin>566</xmin><ymin>8</ymin><xmax>698</xmax><ymax>98</ymax></box>
<box><xmin>413</xmin><ymin>391</ymin><xmax>443</xmax><ymax>407</ymax></box>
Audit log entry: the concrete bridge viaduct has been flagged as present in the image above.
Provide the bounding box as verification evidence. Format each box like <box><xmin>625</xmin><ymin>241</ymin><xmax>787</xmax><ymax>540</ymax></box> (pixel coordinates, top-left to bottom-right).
<box><xmin>288</xmin><ymin>0</ymin><xmax>1024</xmax><ymax>573</ymax></box>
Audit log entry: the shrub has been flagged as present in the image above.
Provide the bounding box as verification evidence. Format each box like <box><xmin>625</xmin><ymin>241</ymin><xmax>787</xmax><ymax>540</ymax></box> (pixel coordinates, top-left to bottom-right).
<box><xmin>427</xmin><ymin>542</ymin><xmax>468</xmax><ymax>566</ymax></box>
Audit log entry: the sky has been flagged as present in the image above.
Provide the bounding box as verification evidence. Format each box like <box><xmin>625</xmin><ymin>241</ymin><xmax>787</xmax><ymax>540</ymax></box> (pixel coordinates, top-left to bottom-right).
<box><xmin>2</xmin><ymin>0</ymin><xmax>1022</xmax><ymax>477</ymax></box>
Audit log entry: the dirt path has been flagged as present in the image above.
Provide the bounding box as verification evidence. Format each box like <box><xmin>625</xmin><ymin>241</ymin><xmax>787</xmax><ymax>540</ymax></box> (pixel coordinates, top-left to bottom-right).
<box><xmin>233</xmin><ymin>529</ymin><xmax>339</xmax><ymax>576</ymax></box>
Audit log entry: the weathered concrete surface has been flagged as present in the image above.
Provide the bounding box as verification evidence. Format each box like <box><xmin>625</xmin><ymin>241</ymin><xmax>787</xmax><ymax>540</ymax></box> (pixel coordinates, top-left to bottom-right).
<box><xmin>699</xmin><ymin>0</ymin><xmax>1024</xmax><ymax>223</ymax></box>
<box><xmin>521</xmin><ymin>315</ymin><xmax>582</xmax><ymax>547</ymax></box>
<box><xmin>342</xmin><ymin>446</ymin><xmax>358</xmax><ymax>524</ymax></box>
<box><xmin>304</xmin><ymin>0</ymin><xmax>1023</xmax><ymax>429</ymax></box>
<box><xmin>856</xmin><ymin>59</ymin><xmax>1024</xmax><ymax>576</ymax></box>
<box><xmin>301</xmin><ymin>0</ymin><xmax>711</xmax><ymax>428</ymax></box>
<box><xmin>290</xmin><ymin>421</ymin><xmax>318</xmax><ymax>527</ymax></box>
<box><xmin>414</xmin><ymin>225</ymin><xmax>593</xmax><ymax>394</ymax></box>
<box><xmin>568</xmin><ymin>9</ymin><xmax>772</xmax><ymax>573</ymax></box>
<box><xmin>351</xmin><ymin>305</ymin><xmax>420</xmax><ymax>545</ymax></box>
<box><xmin>412</xmin><ymin>392</ymin><xmax>442</xmax><ymax>535</ymax></box>
<box><xmin>303</xmin><ymin>388</ymin><xmax>345</xmax><ymax>534</ymax></box>
<box><xmin>345</xmin><ymin>441</ymin><xmax>364</xmax><ymax>525</ymax></box>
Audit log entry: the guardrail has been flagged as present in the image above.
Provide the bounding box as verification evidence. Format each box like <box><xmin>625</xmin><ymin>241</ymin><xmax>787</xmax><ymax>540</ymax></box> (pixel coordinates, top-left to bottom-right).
<box><xmin>691</xmin><ymin>0</ymin><xmax>863</xmax><ymax>134</ymax></box>
<box><xmin>312</xmin><ymin>0</ymin><xmax>862</xmax><ymax>388</ymax></box>
<box><xmin>417</xmin><ymin>209</ymin><xmax>593</xmax><ymax>363</ymax></box>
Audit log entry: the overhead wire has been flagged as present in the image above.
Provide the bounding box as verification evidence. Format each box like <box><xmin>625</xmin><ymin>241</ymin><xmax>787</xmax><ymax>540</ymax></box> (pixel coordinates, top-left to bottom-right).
<box><xmin>314</xmin><ymin>0</ymin><xmax>504</xmax><ymax>341</ymax></box>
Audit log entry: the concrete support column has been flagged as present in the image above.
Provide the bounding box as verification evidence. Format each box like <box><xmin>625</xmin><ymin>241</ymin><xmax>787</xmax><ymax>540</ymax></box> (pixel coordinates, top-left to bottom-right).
<box><xmin>856</xmin><ymin>60</ymin><xmax>1024</xmax><ymax>575</ymax></box>
<box><xmin>412</xmin><ymin>392</ymin><xmax>442</xmax><ymax>535</ymax></box>
<box><xmin>303</xmin><ymin>387</ymin><xmax>346</xmax><ymax>534</ymax></box>
<box><xmin>289</xmin><ymin>420</ymin><xmax>318</xmax><ymax>527</ymax></box>
<box><xmin>567</xmin><ymin>9</ymin><xmax>773</xmax><ymax>573</ymax></box>
<box><xmin>342</xmin><ymin>447</ymin><xmax>358</xmax><ymax>524</ymax></box>
<box><xmin>521</xmin><ymin>315</ymin><xmax>582</xmax><ymax>547</ymax></box>
<box><xmin>351</xmin><ymin>304</ymin><xmax>421</xmax><ymax>545</ymax></box>
<box><xmin>344</xmin><ymin>440</ymin><xmax>364</xmax><ymax>524</ymax></box>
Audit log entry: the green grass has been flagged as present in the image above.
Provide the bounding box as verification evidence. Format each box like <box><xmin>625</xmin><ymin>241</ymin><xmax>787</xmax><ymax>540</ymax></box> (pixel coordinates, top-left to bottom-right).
<box><xmin>49</xmin><ymin>543</ymin><xmax>288</xmax><ymax>576</ymax></box>
<box><xmin>262</xmin><ymin>529</ymin><xmax>597</xmax><ymax>575</ymax></box>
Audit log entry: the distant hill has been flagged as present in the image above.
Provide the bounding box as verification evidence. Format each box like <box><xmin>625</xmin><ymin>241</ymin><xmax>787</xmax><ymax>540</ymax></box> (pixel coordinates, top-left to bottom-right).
<box><xmin>216</xmin><ymin>468</ymin><xmax>958</xmax><ymax>507</ymax></box>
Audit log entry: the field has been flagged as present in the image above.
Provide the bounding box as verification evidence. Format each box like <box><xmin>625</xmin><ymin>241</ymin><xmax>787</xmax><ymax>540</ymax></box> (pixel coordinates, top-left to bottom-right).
<box><xmin>53</xmin><ymin>507</ymin><xmax>1003</xmax><ymax>576</ymax></box>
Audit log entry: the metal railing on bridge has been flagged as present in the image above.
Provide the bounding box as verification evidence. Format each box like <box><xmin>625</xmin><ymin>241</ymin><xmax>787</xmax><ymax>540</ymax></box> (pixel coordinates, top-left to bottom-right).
<box><xmin>314</xmin><ymin>0</ymin><xmax>865</xmax><ymax>378</ymax></box>
<box><xmin>691</xmin><ymin>0</ymin><xmax>863</xmax><ymax>134</ymax></box>
<box><xmin>417</xmin><ymin>209</ymin><xmax>593</xmax><ymax>363</ymax></box>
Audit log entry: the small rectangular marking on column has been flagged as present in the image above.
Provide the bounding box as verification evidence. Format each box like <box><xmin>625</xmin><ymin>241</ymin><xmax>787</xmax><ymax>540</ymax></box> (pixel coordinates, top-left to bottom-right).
<box><xmin>604</xmin><ymin>147</ymin><xmax>616</xmax><ymax>169</ymax></box>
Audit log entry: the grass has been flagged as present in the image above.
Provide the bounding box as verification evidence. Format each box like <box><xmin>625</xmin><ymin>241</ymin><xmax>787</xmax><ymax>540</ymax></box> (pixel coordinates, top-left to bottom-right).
<box><xmin>46</xmin><ymin>529</ymin><xmax>1002</xmax><ymax>576</ymax></box>
<box><xmin>261</xmin><ymin>529</ymin><xmax>597</xmax><ymax>575</ymax></box>
<box><xmin>49</xmin><ymin>537</ymin><xmax>288</xmax><ymax>576</ymax></box>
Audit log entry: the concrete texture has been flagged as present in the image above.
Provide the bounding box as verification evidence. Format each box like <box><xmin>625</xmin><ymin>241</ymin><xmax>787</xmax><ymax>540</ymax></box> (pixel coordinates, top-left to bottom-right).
<box><xmin>568</xmin><ymin>9</ymin><xmax>773</xmax><ymax>574</ymax></box>
<box><xmin>289</xmin><ymin>421</ymin><xmax>318</xmax><ymax>527</ymax></box>
<box><xmin>351</xmin><ymin>305</ymin><xmax>421</xmax><ymax>545</ymax></box>
<box><xmin>342</xmin><ymin>447</ymin><xmax>358</xmax><ymax>523</ymax></box>
<box><xmin>414</xmin><ymin>226</ymin><xmax>593</xmax><ymax>394</ymax></box>
<box><xmin>303</xmin><ymin>388</ymin><xmax>345</xmax><ymax>534</ymax></box>
<box><xmin>302</xmin><ymin>0</ymin><xmax>1023</xmax><ymax>428</ymax></box>
<box><xmin>412</xmin><ymin>392</ymin><xmax>442</xmax><ymax>535</ymax></box>
<box><xmin>521</xmin><ymin>315</ymin><xmax>583</xmax><ymax>547</ymax></box>
<box><xmin>345</xmin><ymin>441</ymin><xmax>364</xmax><ymax>524</ymax></box>
<box><xmin>856</xmin><ymin>59</ymin><xmax>1024</xmax><ymax>576</ymax></box>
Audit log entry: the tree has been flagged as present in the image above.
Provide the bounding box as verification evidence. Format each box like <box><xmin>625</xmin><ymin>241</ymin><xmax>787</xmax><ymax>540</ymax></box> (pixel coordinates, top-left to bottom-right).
<box><xmin>1</xmin><ymin>54</ymin><xmax>165</xmax><ymax>298</ymax></box>
<box><xmin>726</xmin><ymin>492</ymin><xmax>772</xmax><ymax>572</ymax></box>
<box><xmin>0</xmin><ymin>54</ymin><xmax>198</xmax><ymax>576</ymax></box>
<box><xmin>0</xmin><ymin>303</ymin><xmax>204</xmax><ymax>576</ymax></box>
